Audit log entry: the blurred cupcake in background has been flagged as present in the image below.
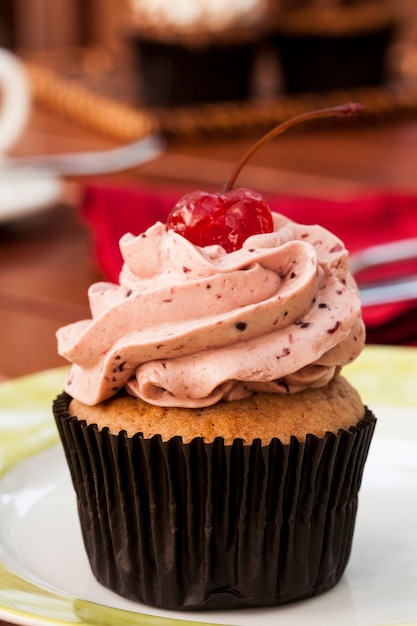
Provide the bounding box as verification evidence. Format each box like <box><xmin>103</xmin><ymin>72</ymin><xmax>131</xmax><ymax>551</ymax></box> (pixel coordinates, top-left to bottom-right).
<box><xmin>127</xmin><ymin>0</ymin><xmax>269</xmax><ymax>106</ymax></box>
<box><xmin>269</xmin><ymin>0</ymin><xmax>397</xmax><ymax>93</ymax></box>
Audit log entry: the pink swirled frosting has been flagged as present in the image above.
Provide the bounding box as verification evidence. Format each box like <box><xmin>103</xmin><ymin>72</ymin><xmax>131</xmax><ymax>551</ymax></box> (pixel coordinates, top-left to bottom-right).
<box><xmin>57</xmin><ymin>212</ymin><xmax>365</xmax><ymax>407</ymax></box>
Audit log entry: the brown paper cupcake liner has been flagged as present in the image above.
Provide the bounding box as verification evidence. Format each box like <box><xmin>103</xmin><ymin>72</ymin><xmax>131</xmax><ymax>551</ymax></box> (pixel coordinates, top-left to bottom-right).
<box><xmin>53</xmin><ymin>392</ymin><xmax>376</xmax><ymax>611</ymax></box>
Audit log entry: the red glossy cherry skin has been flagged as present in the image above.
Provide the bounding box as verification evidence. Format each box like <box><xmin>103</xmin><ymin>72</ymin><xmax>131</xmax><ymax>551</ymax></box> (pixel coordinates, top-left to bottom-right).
<box><xmin>166</xmin><ymin>188</ymin><xmax>273</xmax><ymax>252</ymax></box>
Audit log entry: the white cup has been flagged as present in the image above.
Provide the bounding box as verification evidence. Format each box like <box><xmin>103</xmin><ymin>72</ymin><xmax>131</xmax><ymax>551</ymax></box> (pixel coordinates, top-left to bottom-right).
<box><xmin>0</xmin><ymin>48</ymin><xmax>31</xmax><ymax>155</ymax></box>
<box><xmin>0</xmin><ymin>49</ymin><xmax>61</xmax><ymax>222</ymax></box>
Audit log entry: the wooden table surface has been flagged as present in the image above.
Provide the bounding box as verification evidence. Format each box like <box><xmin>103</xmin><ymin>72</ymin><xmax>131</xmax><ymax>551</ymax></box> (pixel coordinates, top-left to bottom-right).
<box><xmin>1</xmin><ymin>101</ymin><xmax>417</xmax><ymax>625</ymax></box>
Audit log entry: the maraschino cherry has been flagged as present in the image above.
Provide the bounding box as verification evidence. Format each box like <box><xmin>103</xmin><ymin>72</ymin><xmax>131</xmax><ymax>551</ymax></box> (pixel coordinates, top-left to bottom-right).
<box><xmin>166</xmin><ymin>188</ymin><xmax>272</xmax><ymax>253</ymax></box>
<box><xmin>166</xmin><ymin>103</ymin><xmax>364</xmax><ymax>252</ymax></box>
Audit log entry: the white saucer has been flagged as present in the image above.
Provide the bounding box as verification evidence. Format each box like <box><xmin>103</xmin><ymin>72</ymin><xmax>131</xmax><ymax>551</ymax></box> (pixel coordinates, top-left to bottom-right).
<box><xmin>0</xmin><ymin>347</ymin><xmax>416</xmax><ymax>626</ymax></box>
<box><xmin>0</xmin><ymin>166</ymin><xmax>62</xmax><ymax>223</ymax></box>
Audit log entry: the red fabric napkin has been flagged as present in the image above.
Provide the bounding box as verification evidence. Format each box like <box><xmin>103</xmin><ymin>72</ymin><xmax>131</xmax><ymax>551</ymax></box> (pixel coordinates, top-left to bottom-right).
<box><xmin>80</xmin><ymin>182</ymin><xmax>417</xmax><ymax>346</ymax></box>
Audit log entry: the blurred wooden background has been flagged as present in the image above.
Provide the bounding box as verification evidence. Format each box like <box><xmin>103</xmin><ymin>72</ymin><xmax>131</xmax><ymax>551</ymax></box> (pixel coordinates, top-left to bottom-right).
<box><xmin>1</xmin><ymin>0</ymin><xmax>417</xmax><ymax>90</ymax></box>
<box><xmin>0</xmin><ymin>0</ymin><xmax>416</xmax><ymax>54</ymax></box>
<box><xmin>0</xmin><ymin>0</ymin><xmax>129</xmax><ymax>50</ymax></box>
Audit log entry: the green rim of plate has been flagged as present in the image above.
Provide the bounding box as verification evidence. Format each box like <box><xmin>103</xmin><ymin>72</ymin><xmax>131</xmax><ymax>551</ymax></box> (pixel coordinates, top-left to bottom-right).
<box><xmin>0</xmin><ymin>345</ymin><xmax>416</xmax><ymax>626</ymax></box>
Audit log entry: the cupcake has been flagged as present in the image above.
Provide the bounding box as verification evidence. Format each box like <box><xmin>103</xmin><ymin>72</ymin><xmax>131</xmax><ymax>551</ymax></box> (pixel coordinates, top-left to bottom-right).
<box><xmin>269</xmin><ymin>0</ymin><xmax>396</xmax><ymax>93</ymax></box>
<box><xmin>126</xmin><ymin>0</ymin><xmax>268</xmax><ymax>106</ymax></box>
<box><xmin>54</xmin><ymin>105</ymin><xmax>376</xmax><ymax>611</ymax></box>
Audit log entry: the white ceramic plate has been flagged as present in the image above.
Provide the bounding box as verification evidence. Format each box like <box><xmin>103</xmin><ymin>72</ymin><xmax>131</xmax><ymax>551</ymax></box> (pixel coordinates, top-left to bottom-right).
<box><xmin>0</xmin><ymin>166</ymin><xmax>62</xmax><ymax>223</ymax></box>
<box><xmin>0</xmin><ymin>345</ymin><xmax>416</xmax><ymax>626</ymax></box>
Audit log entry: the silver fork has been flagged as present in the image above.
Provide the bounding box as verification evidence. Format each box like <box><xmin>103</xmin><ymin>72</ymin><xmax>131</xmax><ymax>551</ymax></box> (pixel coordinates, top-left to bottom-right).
<box><xmin>350</xmin><ymin>239</ymin><xmax>417</xmax><ymax>307</ymax></box>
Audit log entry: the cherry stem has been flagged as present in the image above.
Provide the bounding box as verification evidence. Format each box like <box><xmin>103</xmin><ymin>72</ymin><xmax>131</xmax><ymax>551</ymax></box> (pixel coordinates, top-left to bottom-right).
<box><xmin>222</xmin><ymin>102</ymin><xmax>365</xmax><ymax>193</ymax></box>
